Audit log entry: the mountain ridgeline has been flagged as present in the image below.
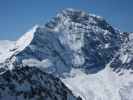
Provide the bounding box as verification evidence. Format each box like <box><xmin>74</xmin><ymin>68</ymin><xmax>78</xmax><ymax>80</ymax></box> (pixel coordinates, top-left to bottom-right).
<box><xmin>2</xmin><ymin>8</ymin><xmax>124</xmax><ymax>74</ymax></box>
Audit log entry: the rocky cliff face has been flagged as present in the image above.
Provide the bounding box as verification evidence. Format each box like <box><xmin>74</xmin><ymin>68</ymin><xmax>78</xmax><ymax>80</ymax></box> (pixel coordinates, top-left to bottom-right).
<box><xmin>111</xmin><ymin>32</ymin><xmax>133</xmax><ymax>73</ymax></box>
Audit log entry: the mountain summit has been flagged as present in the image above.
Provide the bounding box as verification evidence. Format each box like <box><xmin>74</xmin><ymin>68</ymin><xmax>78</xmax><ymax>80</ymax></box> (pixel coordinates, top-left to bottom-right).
<box><xmin>1</xmin><ymin>8</ymin><xmax>121</xmax><ymax>74</ymax></box>
<box><xmin>0</xmin><ymin>8</ymin><xmax>133</xmax><ymax>100</ymax></box>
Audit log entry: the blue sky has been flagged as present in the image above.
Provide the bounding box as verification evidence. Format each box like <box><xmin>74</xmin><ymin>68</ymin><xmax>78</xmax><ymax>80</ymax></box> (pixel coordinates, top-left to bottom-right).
<box><xmin>0</xmin><ymin>0</ymin><xmax>133</xmax><ymax>40</ymax></box>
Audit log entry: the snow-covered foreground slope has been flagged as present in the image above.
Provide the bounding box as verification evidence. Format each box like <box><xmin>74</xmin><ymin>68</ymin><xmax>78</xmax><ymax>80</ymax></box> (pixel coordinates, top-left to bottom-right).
<box><xmin>62</xmin><ymin>64</ymin><xmax>133</xmax><ymax>100</ymax></box>
<box><xmin>0</xmin><ymin>40</ymin><xmax>15</xmax><ymax>63</ymax></box>
<box><xmin>0</xmin><ymin>8</ymin><xmax>133</xmax><ymax>100</ymax></box>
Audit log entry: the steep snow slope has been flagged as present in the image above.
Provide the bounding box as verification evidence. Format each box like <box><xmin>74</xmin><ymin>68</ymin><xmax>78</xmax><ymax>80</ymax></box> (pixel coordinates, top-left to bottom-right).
<box><xmin>0</xmin><ymin>26</ymin><xmax>39</xmax><ymax>72</ymax></box>
<box><xmin>0</xmin><ymin>26</ymin><xmax>38</xmax><ymax>64</ymax></box>
<box><xmin>0</xmin><ymin>8</ymin><xmax>133</xmax><ymax>100</ymax></box>
<box><xmin>15</xmin><ymin>25</ymin><xmax>38</xmax><ymax>52</ymax></box>
<box><xmin>62</xmin><ymin>64</ymin><xmax>133</xmax><ymax>100</ymax></box>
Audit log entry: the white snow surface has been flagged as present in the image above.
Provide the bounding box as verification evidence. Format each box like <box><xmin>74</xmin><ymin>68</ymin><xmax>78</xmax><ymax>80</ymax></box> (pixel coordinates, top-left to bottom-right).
<box><xmin>0</xmin><ymin>40</ymin><xmax>15</xmax><ymax>63</ymax></box>
<box><xmin>0</xmin><ymin>25</ymin><xmax>38</xmax><ymax>64</ymax></box>
<box><xmin>22</xmin><ymin>58</ymin><xmax>53</xmax><ymax>69</ymax></box>
<box><xmin>15</xmin><ymin>25</ymin><xmax>38</xmax><ymax>52</ymax></box>
<box><xmin>62</xmin><ymin>65</ymin><xmax>133</xmax><ymax>100</ymax></box>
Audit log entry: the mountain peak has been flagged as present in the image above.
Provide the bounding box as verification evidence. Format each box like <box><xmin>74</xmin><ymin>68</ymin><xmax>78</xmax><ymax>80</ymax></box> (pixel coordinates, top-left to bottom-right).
<box><xmin>46</xmin><ymin>8</ymin><xmax>116</xmax><ymax>35</ymax></box>
<box><xmin>58</xmin><ymin>8</ymin><xmax>104</xmax><ymax>21</ymax></box>
<box><xmin>0</xmin><ymin>8</ymin><xmax>121</xmax><ymax>75</ymax></box>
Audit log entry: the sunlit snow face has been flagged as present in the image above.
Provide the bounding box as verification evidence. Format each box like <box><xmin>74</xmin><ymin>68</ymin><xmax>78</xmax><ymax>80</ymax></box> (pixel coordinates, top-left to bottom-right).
<box><xmin>58</xmin><ymin>30</ymin><xmax>85</xmax><ymax>67</ymax></box>
<box><xmin>67</xmin><ymin>32</ymin><xmax>84</xmax><ymax>51</ymax></box>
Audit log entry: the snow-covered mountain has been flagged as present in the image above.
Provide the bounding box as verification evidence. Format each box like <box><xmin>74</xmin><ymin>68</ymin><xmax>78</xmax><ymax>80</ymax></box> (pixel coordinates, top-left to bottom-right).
<box><xmin>0</xmin><ymin>8</ymin><xmax>133</xmax><ymax>100</ymax></box>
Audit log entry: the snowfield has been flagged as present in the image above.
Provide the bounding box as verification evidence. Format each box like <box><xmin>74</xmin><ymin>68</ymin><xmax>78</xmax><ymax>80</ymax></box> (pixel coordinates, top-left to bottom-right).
<box><xmin>62</xmin><ymin>65</ymin><xmax>133</xmax><ymax>100</ymax></box>
<box><xmin>0</xmin><ymin>40</ymin><xmax>15</xmax><ymax>63</ymax></box>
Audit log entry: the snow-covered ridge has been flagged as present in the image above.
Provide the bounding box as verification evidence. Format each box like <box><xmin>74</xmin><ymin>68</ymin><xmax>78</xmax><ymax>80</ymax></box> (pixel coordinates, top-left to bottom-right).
<box><xmin>15</xmin><ymin>25</ymin><xmax>38</xmax><ymax>52</ymax></box>
<box><xmin>0</xmin><ymin>25</ymin><xmax>38</xmax><ymax>64</ymax></box>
